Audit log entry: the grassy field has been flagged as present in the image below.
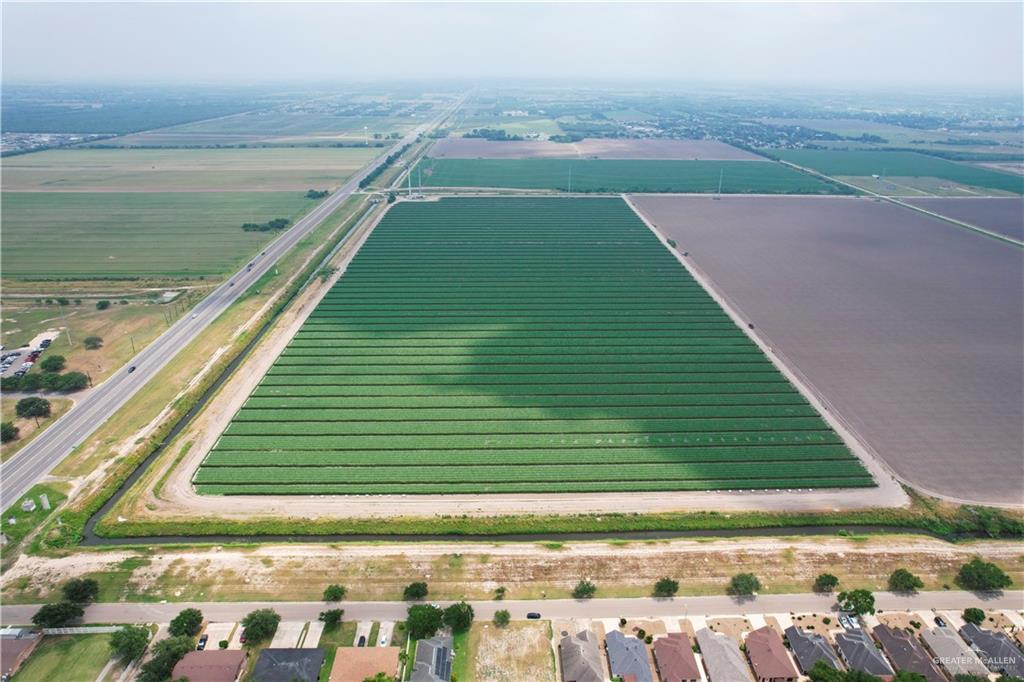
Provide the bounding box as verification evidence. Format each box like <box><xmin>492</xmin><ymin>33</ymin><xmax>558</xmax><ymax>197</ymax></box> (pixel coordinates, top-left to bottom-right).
<box><xmin>1</xmin><ymin>191</ymin><xmax>314</xmax><ymax>278</ymax></box>
<box><xmin>1</xmin><ymin>397</ymin><xmax>74</xmax><ymax>462</ymax></box>
<box><xmin>11</xmin><ymin>634</ymin><xmax>112</xmax><ymax>682</ymax></box>
<box><xmin>414</xmin><ymin>158</ymin><xmax>849</xmax><ymax>194</ymax></box>
<box><xmin>197</xmin><ymin>197</ymin><xmax>872</xmax><ymax>494</ymax></box>
<box><xmin>451</xmin><ymin>115</ymin><xmax>564</xmax><ymax>138</ymax></box>
<box><xmin>1</xmin><ymin>147</ymin><xmax>380</xmax><ymax>192</ymax></box>
<box><xmin>765</xmin><ymin>149</ymin><xmax>1023</xmax><ymax>194</ymax></box>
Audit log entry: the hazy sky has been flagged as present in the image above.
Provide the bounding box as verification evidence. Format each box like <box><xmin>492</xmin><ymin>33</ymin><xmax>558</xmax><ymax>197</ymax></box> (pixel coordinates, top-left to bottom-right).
<box><xmin>3</xmin><ymin>2</ymin><xmax>1022</xmax><ymax>91</ymax></box>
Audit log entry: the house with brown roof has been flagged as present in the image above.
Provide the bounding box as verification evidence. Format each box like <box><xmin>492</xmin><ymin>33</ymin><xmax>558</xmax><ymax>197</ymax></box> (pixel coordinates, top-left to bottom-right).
<box><xmin>653</xmin><ymin>633</ymin><xmax>701</xmax><ymax>682</ymax></box>
<box><xmin>0</xmin><ymin>629</ymin><xmax>40</xmax><ymax>679</ymax></box>
<box><xmin>171</xmin><ymin>649</ymin><xmax>246</xmax><ymax>682</ymax></box>
<box><xmin>745</xmin><ymin>627</ymin><xmax>798</xmax><ymax>682</ymax></box>
<box><xmin>872</xmin><ymin>625</ymin><xmax>944</xmax><ymax>682</ymax></box>
<box><xmin>329</xmin><ymin>646</ymin><xmax>401</xmax><ymax>682</ymax></box>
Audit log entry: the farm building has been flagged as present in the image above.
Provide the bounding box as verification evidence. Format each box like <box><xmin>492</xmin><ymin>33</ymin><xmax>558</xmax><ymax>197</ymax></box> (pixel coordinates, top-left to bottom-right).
<box><xmin>921</xmin><ymin>627</ymin><xmax>990</xmax><ymax>678</ymax></box>
<box><xmin>834</xmin><ymin>629</ymin><xmax>894</xmax><ymax>679</ymax></box>
<box><xmin>872</xmin><ymin>625</ymin><xmax>944</xmax><ymax>682</ymax></box>
<box><xmin>605</xmin><ymin>630</ymin><xmax>653</xmax><ymax>682</ymax></box>
<box><xmin>171</xmin><ymin>650</ymin><xmax>246</xmax><ymax>682</ymax></box>
<box><xmin>653</xmin><ymin>633</ymin><xmax>701</xmax><ymax>682</ymax></box>
<box><xmin>0</xmin><ymin>628</ymin><xmax>40</xmax><ymax>679</ymax></box>
<box><xmin>412</xmin><ymin>635</ymin><xmax>453</xmax><ymax>682</ymax></box>
<box><xmin>328</xmin><ymin>646</ymin><xmax>401</xmax><ymax>682</ymax></box>
<box><xmin>959</xmin><ymin>623</ymin><xmax>1024</xmax><ymax>678</ymax></box>
<box><xmin>784</xmin><ymin>626</ymin><xmax>843</xmax><ymax>673</ymax></box>
<box><xmin>251</xmin><ymin>648</ymin><xmax>325</xmax><ymax>682</ymax></box>
<box><xmin>745</xmin><ymin>627</ymin><xmax>798</xmax><ymax>682</ymax></box>
<box><xmin>696</xmin><ymin>627</ymin><xmax>754</xmax><ymax>682</ymax></box>
<box><xmin>559</xmin><ymin>630</ymin><xmax>604</xmax><ymax>682</ymax></box>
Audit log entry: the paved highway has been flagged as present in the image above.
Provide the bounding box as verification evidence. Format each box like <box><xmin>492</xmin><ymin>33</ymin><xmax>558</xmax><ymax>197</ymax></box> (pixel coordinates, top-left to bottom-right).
<box><xmin>0</xmin><ymin>97</ymin><xmax>463</xmax><ymax>509</ymax></box>
<box><xmin>1</xmin><ymin>591</ymin><xmax>1019</xmax><ymax>626</ymax></box>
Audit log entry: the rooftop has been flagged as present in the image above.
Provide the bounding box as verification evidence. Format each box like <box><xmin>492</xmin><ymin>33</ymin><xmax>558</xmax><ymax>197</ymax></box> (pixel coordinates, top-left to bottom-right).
<box><xmin>329</xmin><ymin>646</ymin><xmax>401</xmax><ymax>682</ymax></box>
<box><xmin>959</xmin><ymin>623</ymin><xmax>1024</xmax><ymax>678</ymax></box>
<box><xmin>696</xmin><ymin>627</ymin><xmax>754</xmax><ymax>682</ymax></box>
<box><xmin>784</xmin><ymin>626</ymin><xmax>843</xmax><ymax>673</ymax></box>
<box><xmin>872</xmin><ymin>625</ymin><xmax>944</xmax><ymax>682</ymax></box>
<box><xmin>834</xmin><ymin>628</ymin><xmax>894</xmax><ymax>677</ymax></box>
<box><xmin>171</xmin><ymin>650</ymin><xmax>247</xmax><ymax>682</ymax></box>
<box><xmin>653</xmin><ymin>633</ymin><xmax>701</xmax><ymax>682</ymax></box>
<box><xmin>606</xmin><ymin>631</ymin><xmax>653</xmax><ymax>682</ymax></box>
<box><xmin>559</xmin><ymin>630</ymin><xmax>604</xmax><ymax>682</ymax></box>
<box><xmin>252</xmin><ymin>647</ymin><xmax>325</xmax><ymax>682</ymax></box>
<box><xmin>745</xmin><ymin>626</ymin><xmax>798</xmax><ymax>681</ymax></box>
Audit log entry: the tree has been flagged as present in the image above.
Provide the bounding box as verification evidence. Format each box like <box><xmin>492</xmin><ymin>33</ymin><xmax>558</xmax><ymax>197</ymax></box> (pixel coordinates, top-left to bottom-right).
<box><xmin>323</xmin><ymin>584</ymin><xmax>347</xmax><ymax>601</ymax></box>
<box><xmin>814</xmin><ymin>574</ymin><xmax>840</xmax><ymax>593</ymax></box>
<box><xmin>137</xmin><ymin>635</ymin><xmax>192</xmax><ymax>682</ymax></box>
<box><xmin>571</xmin><ymin>580</ymin><xmax>597</xmax><ymax>599</ymax></box>
<box><xmin>1</xmin><ymin>422</ymin><xmax>19</xmax><ymax>443</ymax></box>
<box><xmin>728</xmin><ymin>573</ymin><xmax>761</xmax><ymax>596</ymax></box>
<box><xmin>493</xmin><ymin>609</ymin><xmax>511</xmax><ymax>627</ymax></box>
<box><xmin>62</xmin><ymin>577</ymin><xmax>99</xmax><ymax>603</ymax></box>
<box><xmin>406</xmin><ymin>604</ymin><xmax>444</xmax><ymax>640</ymax></box>
<box><xmin>956</xmin><ymin>558</ymin><xmax>1013</xmax><ymax>592</ymax></box>
<box><xmin>16</xmin><ymin>397</ymin><xmax>51</xmax><ymax>424</ymax></box>
<box><xmin>443</xmin><ymin>601</ymin><xmax>474</xmax><ymax>633</ymax></box>
<box><xmin>962</xmin><ymin>607</ymin><xmax>985</xmax><ymax>625</ymax></box>
<box><xmin>55</xmin><ymin>372</ymin><xmax>89</xmax><ymax>392</ymax></box>
<box><xmin>653</xmin><ymin>577</ymin><xmax>679</xmax><ymax>598</ymax></box>
<box><xmin>39</xmin><ymin>355</ymin><xmax>66</xmax><ymax>373</ymax></box>
<box><xmin>32</xmin><ymin>602</ymin><xmax>84</xmax><ymax>628</ymax></box>
<box><xmin>888</xmin><ymin>569</ymin><xmax>924</xmax><ymax>593</ymax></box>
<box><xmin>96</xmin><ymin>300</ymin><xmax>111</xmax><ymax>310</ymax></box>
<box><xmin>838</xmin><ymin>589</ymin><xmax>876</xmax><ymax>616</ymax></box>
<box><xmin>83</xmin><ymin>336</ymin><xmax>104</xmax><ymax>350</ymax></box>
<box><xmin>240</xmin><ymin>608</ymin><xmax>280</xmax><ymax>644</ymax></box>
<box><xmin>494</xmin><ymin>586</ymin><xmax>507</xmax><ymax>600</ymax></box>
<box><xmin>110</xmin><ymin>625</ymin><xmax>150</xmax><ymax>663</ymax></box>
<box><xmin>403</xmin><ymin>581</ymin><xmax>429</xmax><ymax>600</ymax></box>
<box><xmin>168</xmin><ymin>607</ymin><xmax>203</xmax><ymax>637</ymax></box>
<box><xmin>16</xmin><ymin>374</ymin><xmax>42</xmax><ymax>392</ymax></box>
<box><xmin>319</xmin><ymin>609</ymin><xmax>344</xmax><ymax>628</ymax></box>
<box><xmin>364</xmin><ymin>674</ymin><xmax>392</xmax><ymax>682</ymax></box>
<box><xmin>807</xmin><ymin>660</ymin><xmax>846</xmax><ymax>682</ymax></box>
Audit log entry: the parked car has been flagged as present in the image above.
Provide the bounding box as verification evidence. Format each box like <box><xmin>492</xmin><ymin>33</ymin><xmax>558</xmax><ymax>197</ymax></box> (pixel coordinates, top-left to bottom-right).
<box><xmin>40</xmin><ymin>339</ymin><xmax>52</xmax><ymax>348</ymax></box>
<box><xmin>239</xmin><ymin>630</ymin><xmax>247</xmax><ymax>644</ymax></box>
<box><xmin>357</xmin><ymin>635</ymin><xmax>366</xmax><ymax>647</ymax></box>
<box><xmin>934</xmin><ymin>616</ymin><xmax>947</xmax><ymax>627</ymax></box>
<box><xmin>197</xmin><ymin>634</ymin><xmax>208</xmax><ymax>650</ymax></box>
<box><xmin>526</xmin><ymin>612</ymin><xmax>541</xmax><ymax>620</ymax></box>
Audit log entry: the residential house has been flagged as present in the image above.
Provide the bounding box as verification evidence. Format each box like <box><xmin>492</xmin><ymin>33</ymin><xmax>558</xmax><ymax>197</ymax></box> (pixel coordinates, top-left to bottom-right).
<box><xmin>834</xmin><ymin>628</ymin><xmax>894</xmax><ymax>680</ymax></box>
<box><xmin>412</xmin><ymin>635</ymin><xmax>453</xmax><ymax>682</ymax></box>
<box><xmin>606</xmin><ymin>630</ymin><xmax>653</xmax><ymax>682</ymax></box>
<box><xmin>784</xmin><ymin>626</ymin><xmax>843</xmax><ymax>673</ymax></box>
<box><xmin>872</xmin><ymin>625</ymin><xmax>944</xmax><ymax>682</ymax></box>
<box><xmin>559</xmin><ymin>630</ymin><xmax>604</xmax><ymax>682</ymax></box>
<box><xmin>653</xmin><ymin>633</ymin><xmax>701</xmax><ymax>682</ymax></box>
<box><xmin>171</xmin><ymin>650</ymin><xmax>247</xmax><ymax>682</ymax></box>
<box><xmin>745</xmin><ymin>627</ymin><xmax>798</xmax><ymax>682</ymax></box>
<box><xmin>959</xmin><ymin>623</ymin><xmax>1024</xmax><ymax>678</ymax></box>
<box><xmin>696</xmin><ymin>627</ymin><xmax>754</xmax><ymax>682</ymax></box>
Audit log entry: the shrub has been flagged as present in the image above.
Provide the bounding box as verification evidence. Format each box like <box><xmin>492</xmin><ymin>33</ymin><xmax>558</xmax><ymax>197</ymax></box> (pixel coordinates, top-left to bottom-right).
<box><xmin>219</xmin><ymin>639</ymin><xmax>229</xmax><ymax>649</ymax></box>
<box><xmin>571</xmin><ymin>580</ymin><xmax>597</xmax><ymax>599</ymax></box>
<box><xmin>39</xmin><ymin>355</ymin><xmax>66</xmax><ymax>373</ymax></box>
<box><xmin>728</xmin><ymin>573</ymin><xmax>761</xmax><ymax>596</ymax></box>
<box><xmin>814</xmin><ymin>573</ymin><xmax>840</xmax><ymax>593</ymax></box>
<box><xmin>319</xmin><ymin>608</ymin><xmax>344</xmax><ymax>628</ymax></box>
<box><xmin>493</xmin><ymin>610</ymin><xmax>511</xmax><ymax>627</ymax></box>
<box><xmin>96</xmin><ymin>300</ymin><xmax>111</xmax><ymax>310</ymax></box>
<box><xmin>653</xmin><ymin>577</ymin><xmax>679</xmax><ymax>598</ymax></box>
<box><xmin>403</xmin><ymin>582</ymin><xmax>429</xmax><ymax>600</ymax></box>
<box><xmin>83</xmin><ymin>336</ymin><xmax>104</xmax><ymax>350</ymax></box>
<box><xmin>494</xmin><ymin>586</ymin><xmax>507</xmax><ymax>600</ymax></box>
<box><xmin>110</xmin><ymin>625</ymin><xmax>150</xmax><ymax>663</ymax></box>
<box><xmin>323</xmin><ymin>584</ymin><xmax>347</xmax><ymax>601</ymax></box>
<box><xmin>888</xmin><ymin>569</ymin><xmax>924</xmax><ymax>593</ymax></box>
<box><xmin>443</xmin><ymin>601</ymin><xmax>474</xmax><ymax>633</ymax></box>
<box><xmin>962</xmin><ymin>608</ymin><xmax>985</xmax><ymax>625</ymax></box>
<box><xmin>1</xmin><ymin>422</ymin><xmax>19</xmax><ymax>443</ymax></box>
<box><xmin>137</xmin><ymin>635</ymin><xmax>192</xmax><ymax>682</ymax></box>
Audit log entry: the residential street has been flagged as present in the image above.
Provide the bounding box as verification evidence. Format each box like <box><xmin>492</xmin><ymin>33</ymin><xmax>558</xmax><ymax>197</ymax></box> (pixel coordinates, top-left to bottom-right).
<box><xmin>2</xmin><ymin>591</ymin><xmax>1020</xmax><ymax>626</ymax></box>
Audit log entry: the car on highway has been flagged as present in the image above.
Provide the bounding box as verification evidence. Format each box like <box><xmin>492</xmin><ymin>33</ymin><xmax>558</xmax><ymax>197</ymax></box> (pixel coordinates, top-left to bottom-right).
<box><xmin>526</xmin><ymin>612</ymin><xmax>542</xmax><ymax>620</ymax></box>
<box><xmin>127</xmin><ymin>366</ymin><xmax>137</xmax><ymax>373</ymax></box>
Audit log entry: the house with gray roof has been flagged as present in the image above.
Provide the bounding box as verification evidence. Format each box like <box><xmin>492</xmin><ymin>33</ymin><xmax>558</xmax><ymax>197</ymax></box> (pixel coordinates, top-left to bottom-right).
<box><xmin>606</xmin><ymin>631</ymin><xmax>653</xmax><ymax>682</ymax></box>
<box><xmin>959</xmin><ymin>623</ymin><xmax>1024</xmax><ymax>678</ymax></box>
<box><xmin>252</xmin><ymin>648</ymin><xmax>325</xmax><ymax>682</ymax></box>
<box><xmin>871</xmin><ymin>625</ymin><xmax>944</xmax><ymax>682</ymax></box>
<box><xmin>834</xmin><ymin>628</ymin><xmax>894</xmax><ymax>679</ymax></box>
<box><xmin>921</xmin><ymin>627</ymin><xmax>989</xmax><ymax>678</ymax></box>
<box><xmin>784</xmin><ymin>626</ymin><xmax>843</xmax><ymax>674</ymax></box>
<box><xmin>412</xmin><ymin>635</ymin><xmax>453</xmax><ymax>682</ymax></box>
<box><xmin>696</xmin><ymin>628</ymin><xmax>754</xmax><ymax>682</ymax></box>
<box><xmin>559</xmin><ymin>629</ymin><xmax>604</xmax><ymax>682</ymax></box>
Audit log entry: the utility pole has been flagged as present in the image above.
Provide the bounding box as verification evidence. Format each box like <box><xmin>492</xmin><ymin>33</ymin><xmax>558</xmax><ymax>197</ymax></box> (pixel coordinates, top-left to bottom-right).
<box><xmin>129</xmin><ymin>335</ymin><xmax>136</xmax><ymax>355</ymax></box>
<box><xmin>717</xmin><ymin>168</ymin><xmax>724</xmax><ymax>197</ymax></box>
<box><xmin>568</xmin><ymin>167</ymin><xmax>572</xmax><ymax>193</ymax></box>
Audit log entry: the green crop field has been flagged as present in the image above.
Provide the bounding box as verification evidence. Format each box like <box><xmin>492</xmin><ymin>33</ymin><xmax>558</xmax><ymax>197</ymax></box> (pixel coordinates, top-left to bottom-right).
<box><xmin>414</xmin><ymin>158</ymin><xmax>851</xmax><ymax>194</ymax></box>
<box><xmin>1</xmin><ymin>191</ymin><xmax>313</xmax><ymax>278</ymax></box>
<box><xmin>1</xmin><ymin>147</ymin><xmax>380</xmax><ymax>192</ymax></box>
<box><xmin>197</xmin><ymin>197</ymin><xmax>873</xmax><ymax>495</ymax></box>
<box><xmin>765</xmin><ymin>149</ymin><xmax>1023</xmax><ymax>194</ymax></box>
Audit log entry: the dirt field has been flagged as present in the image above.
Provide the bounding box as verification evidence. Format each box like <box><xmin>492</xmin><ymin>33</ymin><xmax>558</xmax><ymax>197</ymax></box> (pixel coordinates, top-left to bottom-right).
<box><xmin>469</xmin><ymin>621</ymin><xmax>556</xmax><ymax>682</ymax></box>
<box><xmin>631</xmin><ymin>195</ymin><xmax>1023</xmax><ymax>506</ymax></box>
<box><xmin>3</xmin><ymin>537</ymin><xmax>1020</xmax><ymax>605</ymax></box>
<box><xmin>905</xmin><ymin>197</ymin><xmax>1024</xmax><ymax>241</ymax></box>
<box><xmin>430</xmin><ymin>137</ymin><xmax>764</xmax><ymax>161</ymax></box>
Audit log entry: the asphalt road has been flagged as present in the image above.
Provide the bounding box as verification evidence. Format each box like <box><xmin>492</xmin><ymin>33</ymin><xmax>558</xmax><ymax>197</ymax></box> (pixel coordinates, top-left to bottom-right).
<box><xmin>1</xmin><ymin>591</ymin><xmax>1019</xmax><ymax>626</ymax></box>
<box><xmin>0</xmin><ymin>98</ymin><xmax>462</xmax><ymax>509</ymax></box>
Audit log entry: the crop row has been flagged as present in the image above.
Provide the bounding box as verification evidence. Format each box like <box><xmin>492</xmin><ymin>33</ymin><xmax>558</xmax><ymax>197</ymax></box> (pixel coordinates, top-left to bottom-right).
<box><xmin>251</xmin><ymin>381</ymin><xmax>796</xmax><ymax>397</ymax></box>
<box><xmin>204</xmin><ymin>444</ymin><xmax>855</xmax><ymax>468</ymax></box>
<box><xmin>242</xmin><ymin>393</ymin><xmax>804</xmax><ymax>409</ymax></box>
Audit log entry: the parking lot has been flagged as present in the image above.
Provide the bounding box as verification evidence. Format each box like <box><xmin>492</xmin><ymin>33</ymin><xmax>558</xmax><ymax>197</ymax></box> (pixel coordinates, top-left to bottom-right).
<box><xmin>1</xmin><ymin>332</ymin><xmax>60</xmax><ymax>379</ymax></box>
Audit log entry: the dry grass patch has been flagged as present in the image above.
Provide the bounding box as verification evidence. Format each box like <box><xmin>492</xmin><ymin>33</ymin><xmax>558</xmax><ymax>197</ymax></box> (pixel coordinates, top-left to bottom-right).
<box><xmin>470</xmin><ymin>621</ymin><xmax>555</xmax><ymax>682</ymax></box>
